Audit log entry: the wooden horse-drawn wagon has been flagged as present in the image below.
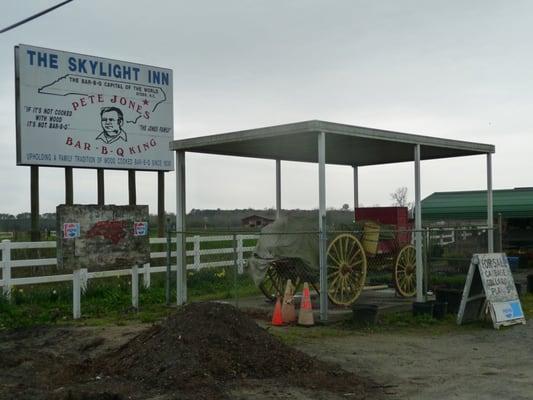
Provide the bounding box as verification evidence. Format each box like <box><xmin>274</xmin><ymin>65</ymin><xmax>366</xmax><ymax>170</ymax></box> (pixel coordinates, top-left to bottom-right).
<box><xmin>249</xmin><ymin>207</ymin><xmax>416</xmax><ymax>305</ymax></box>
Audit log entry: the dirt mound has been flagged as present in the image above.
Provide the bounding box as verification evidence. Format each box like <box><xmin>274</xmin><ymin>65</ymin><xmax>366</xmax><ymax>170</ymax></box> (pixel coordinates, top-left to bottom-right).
<box><xmin>97</xmin><ymin>302</ymin><xmax>373</xmax><ymax>399</ymax></box>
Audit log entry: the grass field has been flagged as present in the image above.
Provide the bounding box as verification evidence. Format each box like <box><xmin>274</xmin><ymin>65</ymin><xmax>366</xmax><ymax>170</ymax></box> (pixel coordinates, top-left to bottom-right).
<box><xmin>0</xmin><ymin>231</ymin><xmax>261</xmax><ymax>331</ymax></box>
<box><xmin>0</xmin><ymin>268</ymin><xmax>260</xmax><ymax>330</ymax></box>
<box><xmin>270</xmin><ymin>293</ymin><xmax>533</xmax><ymax>345</ymax></box>
<box><xmin>1</xmin><ymin>231</ymin><xmax>529</xmax><ymax>334</ymax></box>
<box><xmin>3</xmin><ymin>270</ymin><xmax>531</xmax><ymax>336</ymax></box>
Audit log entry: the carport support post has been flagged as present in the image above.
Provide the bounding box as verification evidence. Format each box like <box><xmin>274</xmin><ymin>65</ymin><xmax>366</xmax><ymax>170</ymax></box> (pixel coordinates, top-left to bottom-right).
<box><xmin>353</xmin><ymin>166</ymin><xmax>359</xmax><ymax>209</ymax></box>
<box><xmin>487</xmin><ymin>153</ymin><xmax>494</xmax><ymax>252</ymax></box>
<box><xmin>318</xmin><ymin>131</ymin><xmax>328</xmax><ymax>321</ymax></box>
<box><xmin>276</xmin><ymin>159</ymin><xmax>281</xmax><ymax>218</ymax></box>
<box><xmin>176</xmin><ymin>151</ymin><xmax>187</xmax><ymax>305</ymax></box>
<box><xmin>414</xmin><ymin>144</ymin><xmax>424</xmax><ymax>303</ymax></box>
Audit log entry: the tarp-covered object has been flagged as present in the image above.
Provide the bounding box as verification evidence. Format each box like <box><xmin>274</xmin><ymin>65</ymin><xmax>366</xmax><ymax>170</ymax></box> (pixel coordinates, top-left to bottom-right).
<box><xmin>248</xmin><ymin>216</ymin><xmax>319</xmax><ymax>285</ymax></box>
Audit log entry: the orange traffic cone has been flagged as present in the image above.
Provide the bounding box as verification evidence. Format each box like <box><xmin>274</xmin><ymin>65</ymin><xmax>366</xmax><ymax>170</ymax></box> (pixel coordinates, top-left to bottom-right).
<box><xmin>271</xmin><ymin>296</ymin><xmax>284</xmax><ymax>326</ymax></box>
<box><xmin>298</xmin><ymin>282</ymin><xmax>314</xmax><ymax>326</ymax></box>
<box><xmin>281</xmin><ymin>279</ymin><xmax>297</xmax><ymax>323</ymax></box>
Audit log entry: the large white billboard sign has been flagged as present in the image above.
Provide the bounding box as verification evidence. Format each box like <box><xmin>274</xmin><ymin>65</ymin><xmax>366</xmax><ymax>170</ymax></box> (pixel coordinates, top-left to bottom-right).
<box><xmin>15</xmin><ymin>44</ymin><xmax>174</xmax><ymax>171</ymax></box>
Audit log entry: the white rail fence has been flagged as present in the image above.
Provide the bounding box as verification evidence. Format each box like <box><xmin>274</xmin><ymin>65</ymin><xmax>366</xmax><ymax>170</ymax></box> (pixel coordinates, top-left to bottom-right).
<box><xmin>0</xmin><ymin>235</ymin><xmax>257</xmax><ymax>318</ymax></box>
<box><xmin>429</xmin><ymin>227</ymin><xmax>481</xmax><ymax>246</ymax></box>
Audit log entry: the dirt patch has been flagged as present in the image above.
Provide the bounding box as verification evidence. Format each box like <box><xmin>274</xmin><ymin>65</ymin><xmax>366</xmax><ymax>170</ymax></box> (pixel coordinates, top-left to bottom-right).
<box><xmin>296</xmin><ymin>322</ymin><xmax>533</xmax><ymax>400</ymax></box>
<box><xmin>0</xmin><ymin>324</ymin><xmax>145</xmax><ymax>400</ymax></box>
<box><xmin>0</xmin><ymin>303</ymin><xmax>381</xmax><ymax>400</ymax></box>
<box><xmin>95</xmin><ymin>302</ymin><xmax>377</xmax><ymax>399</ymax></box>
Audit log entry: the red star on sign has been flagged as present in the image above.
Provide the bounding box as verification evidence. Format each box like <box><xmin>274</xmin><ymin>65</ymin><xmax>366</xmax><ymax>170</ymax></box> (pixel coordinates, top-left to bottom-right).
<box><xmin>143</xmin><ymin>99</ymin><xmax>149</xmax><ymax>105</ymax></box>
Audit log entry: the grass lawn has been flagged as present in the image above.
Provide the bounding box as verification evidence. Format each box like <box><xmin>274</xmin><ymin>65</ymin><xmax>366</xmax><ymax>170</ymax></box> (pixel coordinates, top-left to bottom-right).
<box><xmin>271</xmin><ymin>293</ymin><xmax>533</xmax><ymax>344</ymax></box>
<box><xmin>2</xmin><ymin>268</ymin><xmax>532</xmax><ymax>340</ymax></box>
<box><xmin>0</xmin><ymin>268</ymin><xmax>260</xmax><ymax>330</ymax></box>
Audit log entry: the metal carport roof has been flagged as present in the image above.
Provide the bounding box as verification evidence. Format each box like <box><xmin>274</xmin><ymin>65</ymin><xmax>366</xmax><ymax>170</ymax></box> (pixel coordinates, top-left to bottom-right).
<box><xmin>170</xmin><ymin>120</ymin><xmax>495</xmax><ymax>165</ymax></box>
<box><xmin>170</xmin><ymin>119</ymin><xmax>496</xmax><ymax>321</ymax></box>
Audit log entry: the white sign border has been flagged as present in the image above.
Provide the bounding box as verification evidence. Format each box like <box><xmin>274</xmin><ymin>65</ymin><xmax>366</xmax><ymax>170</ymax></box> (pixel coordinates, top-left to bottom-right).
<box><xmin>14</xmin><ymin>44</ymin><xmax>174</xmax><ymax>172</ymax></box>
<box><xmin>457</xmin><ymin>253</ymin><xmax>526</xmax><ymax>329</ymax></box>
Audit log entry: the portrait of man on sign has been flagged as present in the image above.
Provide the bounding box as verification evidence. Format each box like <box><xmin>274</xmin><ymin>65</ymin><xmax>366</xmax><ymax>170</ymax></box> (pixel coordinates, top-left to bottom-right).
<box><xmin>96</xmin><ymin>106</ymin><xmax>128</xmax><ymax>144</ymax></box>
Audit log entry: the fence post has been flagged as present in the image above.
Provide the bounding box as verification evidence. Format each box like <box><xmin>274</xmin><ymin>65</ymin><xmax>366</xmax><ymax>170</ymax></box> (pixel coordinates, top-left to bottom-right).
<box><xmin>80</xmin><ymin>268</ymin><xmax>88</xmax><ymax>294</ymax></box>
<box><xmin>165</xmin><ymin>220</ymin><xmax>171</xmax><ymax>305</ymax></box>
<box><xmin>193</xmin><ymin>235</ymin><xmax>200</xmax><ymax>270</ymax></box>
<box><xmin>236</xmin><ymin>235</ymin><xmax>244</xmax><ymax>274</ymax></box>
<box><xmin>424</xmin><ymin>228</ymin><xmax>430</xmax><ymax>296</ymax></box>
<box><xmin>143</xmin><ymin>263</ymin><xmax>151</xmax><ymax>288</ymax></box>
<box><xmin>2</xmin><ymin>240</ymin><xmax>12</xmax><ymax>300</ymax></box>
<box><xmin>233</xmin><ymin>234</ymin><xmax>238</xmax><ymax>307</ymax></box>
<box><xmin>132</xmin><ymin>265</ymin><xmax>139</xmax><ymax>309</ymax></box>
<box><xmin>73</xmin><ymin>269</ymin><xmax>81</xmax><ymax>319</ymax></box>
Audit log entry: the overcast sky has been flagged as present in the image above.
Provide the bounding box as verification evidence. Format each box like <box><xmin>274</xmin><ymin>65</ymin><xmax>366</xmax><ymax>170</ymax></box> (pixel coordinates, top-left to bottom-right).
<box><xmin>1</xmin><ymin>0</ymin><xmax>531</xmax><ymax>215</ymax></box>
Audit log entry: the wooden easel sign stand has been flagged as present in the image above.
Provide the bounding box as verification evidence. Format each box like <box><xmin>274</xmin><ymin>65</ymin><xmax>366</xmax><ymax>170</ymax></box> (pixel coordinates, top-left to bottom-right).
<box><xmin>457</xmin><ymin>253</ymin><xmax>526</xmax><ymax>329</ymax></box>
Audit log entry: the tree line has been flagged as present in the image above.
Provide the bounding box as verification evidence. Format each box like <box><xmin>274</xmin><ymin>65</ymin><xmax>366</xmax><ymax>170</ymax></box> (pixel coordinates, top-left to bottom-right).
<box><xmin>0</xmin><ymin>208</ymin><xmax>356</xmax><ymax>233</ymax></box>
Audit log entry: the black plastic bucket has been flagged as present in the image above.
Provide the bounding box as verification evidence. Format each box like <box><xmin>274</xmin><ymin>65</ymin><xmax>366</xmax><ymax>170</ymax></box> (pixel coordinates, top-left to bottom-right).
<box><xmin>433</xmin><ymin>301</ymin><xmax>448</xmax><ymax>320</ymax></box>
<box><xmin>527</xmin><ymin>275</ymin><xmax>533</xmax><ymax>294</ymax></box>
<box><xmin>435</xmin><ymin>288</ymin><xmax>463</xmax><ymax>314</ymax></box>
<box><xmin>352</xmin><ymin>304</ymin><xmax>379</xmax><ymax>325</ymax></box>
<box><xmin>412</xmin><ymin>301</ymin><xmax>434</xmax><ymax>317</ymax></box>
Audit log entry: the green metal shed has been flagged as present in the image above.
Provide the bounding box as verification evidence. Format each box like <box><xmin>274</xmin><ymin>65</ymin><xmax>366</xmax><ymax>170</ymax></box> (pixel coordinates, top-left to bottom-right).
<box><xmin>422</xmin><ymin>188</ymin><xmax>533</xmax><ymax>221</ymax></box>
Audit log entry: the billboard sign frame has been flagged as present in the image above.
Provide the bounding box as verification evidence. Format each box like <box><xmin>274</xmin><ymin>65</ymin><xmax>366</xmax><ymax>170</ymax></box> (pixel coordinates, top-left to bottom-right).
<box><xmin>15</xmin><ymin>44</ymin><xmax>174</xmax><ymax>172</ymax></box>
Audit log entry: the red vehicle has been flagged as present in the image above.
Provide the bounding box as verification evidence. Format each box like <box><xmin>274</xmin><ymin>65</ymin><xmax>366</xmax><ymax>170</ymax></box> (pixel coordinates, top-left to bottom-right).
<box><xmin>355</xmin><ymin>206</ymin><xmax>412</xmax><ymax>254</ymax></box>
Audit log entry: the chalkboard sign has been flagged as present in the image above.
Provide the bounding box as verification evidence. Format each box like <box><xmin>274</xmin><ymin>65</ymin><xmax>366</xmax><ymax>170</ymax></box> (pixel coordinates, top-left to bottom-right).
<box><xmin>457</xmin><ymin>253</ymin><xmax>526</xmax><ymax>329</ymax></box>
